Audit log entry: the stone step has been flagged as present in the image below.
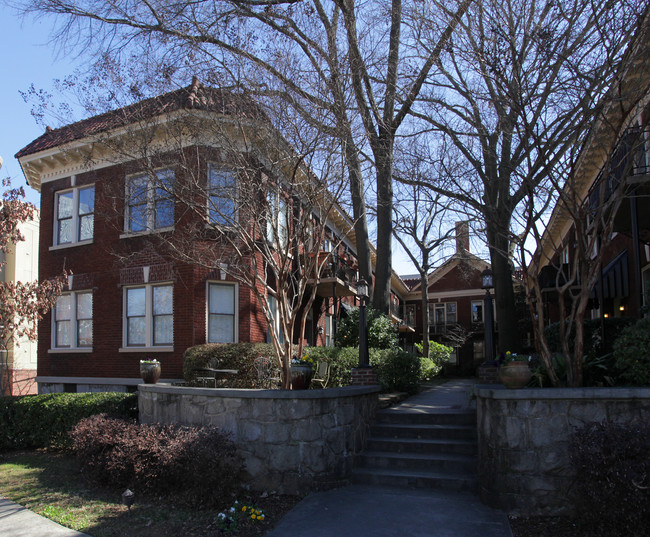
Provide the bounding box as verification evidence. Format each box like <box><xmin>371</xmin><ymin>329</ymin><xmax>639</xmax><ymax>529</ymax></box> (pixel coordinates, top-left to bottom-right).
<box><xmin>352</xmin><ymin>467</ymin><xmax>478</xmax><ymax>492</ymax></box>
<box><xmin>374</xmin><ymin>409</ymin><xmax>476</xmax><ymax>426</ymax></box>
<box><xmin>366</xmin><ymin>436</ymin><xmax>478</xmax><ymax>456</ymax></box>
<box><xmin>356</xmin><ymin>451</ymin><xmax>477</xmax><ymax>474</ymax></box>
<box><xmin>370</xmin><ymin>422</ymin><xmax>477</xmax><ymax>440</ymax></box>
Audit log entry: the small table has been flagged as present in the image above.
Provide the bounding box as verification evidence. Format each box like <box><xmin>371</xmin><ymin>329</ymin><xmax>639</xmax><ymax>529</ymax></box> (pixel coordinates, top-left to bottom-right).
<box><xmin>193</xmin><ymin>368</ymin><xmax>239</xmax><ymax>387</ymax></box>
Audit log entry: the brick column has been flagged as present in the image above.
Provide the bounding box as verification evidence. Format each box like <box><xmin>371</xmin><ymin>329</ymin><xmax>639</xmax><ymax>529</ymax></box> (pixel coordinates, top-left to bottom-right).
<box><xmin>351</xmin><ymin>367</ymin><xmax>379</xmax><ymax>386</ymax></box>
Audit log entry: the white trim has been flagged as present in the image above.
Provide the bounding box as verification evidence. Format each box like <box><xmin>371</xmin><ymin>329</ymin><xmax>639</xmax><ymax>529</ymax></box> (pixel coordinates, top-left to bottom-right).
<box><xmin>53</xmin><ymin>184</ymin><xmax>95</xmax><ymax>247</ymax></box>
<box><xmin>427</xmin><ymin>289</ymin><xmax>485</xmax><ymax>300</ymax></box>
<box><xmin>119</xmin><ymin>226</ymin><xmax>175</xmax><ymax>240</ymax></box>
<box><xmin>49</xmin><ymin>348</ymin><xmax>93</xmax><ymax>354</ymax></box>
<box><xmin>118</xmin><ymin>346</ymin><xmax>174</xmax><ymax>353</ymax></box>
<box><xmin>36</xmin><ymin>376</ymin><xmax>183</xmax><ymax>385</ymax></box>
<box><xmin>49</xmin><ymin>239</ymin><xmax>93</xmax><ymax>251</ymax></box>
<box><xmin>122</xmin><ymin>282</ymin><xmax>174</xmax><ymax>349</ymax></box>
<box><xmin>206</xmin><ymin>280</ymin><xmax>239</xmax><ymax>343</ymax></box>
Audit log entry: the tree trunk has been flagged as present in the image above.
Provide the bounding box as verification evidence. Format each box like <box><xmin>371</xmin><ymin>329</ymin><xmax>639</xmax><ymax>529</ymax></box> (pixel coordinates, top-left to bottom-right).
<box><xmin>420</xmin><ymin>269</ymin><xmax>429</xmax><ymax>358</ymax></box>
<box><xmin>372</xmin><ymin>136</ymin><xmax>394</xmax><ymax>314</ymax></box>
<box><xmin>486</xmin><ymin>218</ymin><xmax>521</xmax><ymax>354</ymax></box>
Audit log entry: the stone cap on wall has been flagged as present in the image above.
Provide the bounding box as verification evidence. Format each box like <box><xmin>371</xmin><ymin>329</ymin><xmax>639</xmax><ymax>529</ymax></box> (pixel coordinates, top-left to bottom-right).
<box><xmin>138</xmin><ymin>384</ymin><xmax>381</xmax><ymax>399</ymax></box>
<box><xmin>476</xmin><ymin>385</ymin><xmax>650</xmax><ymax>400</ymax></box>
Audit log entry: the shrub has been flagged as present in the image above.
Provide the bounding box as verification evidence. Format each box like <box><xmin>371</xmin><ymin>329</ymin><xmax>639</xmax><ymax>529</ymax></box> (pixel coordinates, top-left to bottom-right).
<box><xmin>334</xmin><ymin>307</ymin><xmax>397</xmax><ymax>349</ymax></box>
<box><xmin>300</xmin><ymin>346</ymin><xmax>359</xmax><ymax>387</ymax></box>
<box><xmin>613</xmin><ymin>316</ymin><xmax>650</xmax><ymax>386</ymax></box>
<box><xmin>415</xmin><ymin>341</ymin><xmax>452</xmax><ymax>380</ymax></box>
<box><xmin>183</xmin><ymin>342</ymin><xmax>278</xmax><ymax>388</ymax></box>
<box><xmin>71</xmin><ymin>414</ymin><xmax>243</xmax><ymax>508</ymax></box>
<box><xmin>0</xmin><ymin>392</ymin><xmax>137</xmax><ymax>451</ymax></box>
<box><xmin>544</xmin><ymin>317</ymin><xmax>634</xmax><ymax>356</ymax></box>
<box><xmin>570</xmin><ymin>421</ymin><xmax>650</xmax><ymax>536</ymax></box>
<box><xmin>371</xmin><ymin>348</ymin><xmax>421</xmax><ymax>394</ymax></box>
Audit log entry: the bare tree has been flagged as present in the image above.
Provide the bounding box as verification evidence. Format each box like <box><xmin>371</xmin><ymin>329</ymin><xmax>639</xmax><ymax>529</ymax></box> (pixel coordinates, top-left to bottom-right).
<box><xmin>17</xmin><ymin>0</ymin><xmax>472</xmax><ymax>313</ymax></box>
<box><xmin>0</xmin><ymin>175</ymin><xmax>65</xmax><ymax>395</ymax></box>
<box><xmin>392</xmin><ymin>165</ymin><xmax>455</xmax><ymax>359</ymax></box>
<box><xmin>409</xmin><ymin>0</ymin><xmax>646</xmax><ymax>353</ymax></box>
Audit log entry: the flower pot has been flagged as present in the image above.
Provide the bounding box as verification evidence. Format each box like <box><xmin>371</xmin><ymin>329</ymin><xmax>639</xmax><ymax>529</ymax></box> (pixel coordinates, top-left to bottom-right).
<box><xmin>498</xmin><ymin>362</ymin><xmax>532</xmax><ymax>389</ymax></box>
<box><xmin>290</xmin><ymin>364</ymin><xmax>313</xmax><ymax>390</ymax></box>
<box><xmin>140</xmin><ymin>362</ymin><xmax>161</xmax><ymax>384</ymax></box>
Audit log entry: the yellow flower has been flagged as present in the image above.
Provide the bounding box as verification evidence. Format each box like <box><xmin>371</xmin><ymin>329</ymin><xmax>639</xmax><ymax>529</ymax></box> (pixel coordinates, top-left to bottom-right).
<box><xmin>242</xmin><ymin>506</ymin><xmax>247</xmax><ymax>512</ymax></box>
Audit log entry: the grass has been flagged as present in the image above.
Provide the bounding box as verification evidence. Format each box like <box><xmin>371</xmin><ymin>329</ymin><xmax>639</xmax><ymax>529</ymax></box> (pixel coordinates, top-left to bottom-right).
<box><xmin>0</xmin><ymin>450</ymin><xmax>301</xmax><ymax>537</ymax></box>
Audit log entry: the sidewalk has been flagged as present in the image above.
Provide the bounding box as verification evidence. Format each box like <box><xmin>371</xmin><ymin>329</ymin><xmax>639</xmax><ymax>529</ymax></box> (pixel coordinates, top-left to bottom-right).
<box><xmin>0</xmin><ymin>498</ymin><xmax>90</xmax><ymax>537</ymax></box>
<box><xmin>265</xmin><ymin>379</ymin><xmax>512</xmax><ymax>537</ymax></box>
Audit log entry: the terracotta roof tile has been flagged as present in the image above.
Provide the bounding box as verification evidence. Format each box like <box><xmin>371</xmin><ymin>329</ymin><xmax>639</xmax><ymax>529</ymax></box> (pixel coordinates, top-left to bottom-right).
<box><xmin>15</xmin><ymin>78</ymin><xmax>265</xmax><ymax>159</ymax></box>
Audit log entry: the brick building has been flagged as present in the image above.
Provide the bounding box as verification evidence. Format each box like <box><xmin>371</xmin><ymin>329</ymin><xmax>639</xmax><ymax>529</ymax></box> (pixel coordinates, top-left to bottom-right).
<box><xmin>16</xmin><ymin>80</ymin><xmax>387</xmax><ymax>393</ymax></box>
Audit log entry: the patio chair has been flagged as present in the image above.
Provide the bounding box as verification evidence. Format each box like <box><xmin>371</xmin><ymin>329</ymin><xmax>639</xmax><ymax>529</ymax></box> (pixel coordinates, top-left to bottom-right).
<box><xmin>310</xmin><ymin>360</ymin><xmax>330</xmax><ymax>389</ymax></box>
<box><xmin>254</xmin><ymin>356</ymin><xmax>281</xmax><ymax>389</ymax></box>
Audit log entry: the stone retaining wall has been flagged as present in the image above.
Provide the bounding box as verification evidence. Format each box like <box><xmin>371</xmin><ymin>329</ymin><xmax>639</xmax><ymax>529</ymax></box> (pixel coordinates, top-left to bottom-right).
<box><xmin>476</xmin><ymin>385</ymin><xmax>650</xmax><ymax>515</ymax></box>
<box><xmin>138</xmin><ymin>384</ymin><xmax>379</xmax><ymax>495</ymax></box>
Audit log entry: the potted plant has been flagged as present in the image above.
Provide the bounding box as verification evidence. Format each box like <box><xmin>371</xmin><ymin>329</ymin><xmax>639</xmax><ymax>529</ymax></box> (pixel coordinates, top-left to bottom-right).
<box><xmin>140</xmin><ymin>359</ymin><xmax>161</xmax><ymax>384</ymax></box>
<box><xmin>290</xmin><ymin>354</ymin><xmax>315</xmax><ymax>390</ymax></box>
<box><xmin>497</xmin><ymin>352</ymin><xmax>532</xmax><ymax>389</ymax></box>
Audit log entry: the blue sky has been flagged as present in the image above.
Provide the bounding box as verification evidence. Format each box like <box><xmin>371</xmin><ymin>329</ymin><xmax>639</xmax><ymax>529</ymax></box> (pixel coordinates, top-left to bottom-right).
<box><xmin>0</xmin><ymin>4</ymin><xmax>73</xmax><ymax>206</ymax></box>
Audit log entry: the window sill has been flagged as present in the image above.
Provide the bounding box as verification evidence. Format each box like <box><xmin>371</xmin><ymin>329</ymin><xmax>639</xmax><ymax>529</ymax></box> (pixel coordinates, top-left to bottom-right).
<box><xmin>49</xmin><ymin>240</ymin><xmax>93</xmax><ymax>251</ymax></box>
<box><xmin>119</xmin><ymin>347</ymin><xmax>174</xmax><ymax>353</ymax></box>
<box><xmin>49</xmin><ymin>347</ymin><xmax>93</xmax><ymax>354</ymax></box>
<box><xmin>120</xmin><ymin>227</ymin><xmax>174</xmax><ymax>239</ymax></box>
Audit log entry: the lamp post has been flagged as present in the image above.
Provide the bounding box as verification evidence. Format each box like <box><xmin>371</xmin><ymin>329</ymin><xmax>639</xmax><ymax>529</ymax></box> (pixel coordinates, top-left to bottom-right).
<box><xmin>356</xmin><ymin>279</ymin><xmax>370</xmax><ymax>367</ymax></box>
<box><xmin>481</xmin><ymin>268</ymin><xmax>495</xmax><ymax>363</ymax></box>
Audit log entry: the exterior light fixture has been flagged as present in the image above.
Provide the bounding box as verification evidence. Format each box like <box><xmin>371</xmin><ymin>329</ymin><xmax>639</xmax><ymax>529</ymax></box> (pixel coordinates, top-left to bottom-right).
<box><xmin>481</xmin><ymin>268</ymin><xmax>495</xmax><ymax>363</ymax></box>
<box><xmin>356</xmin><ymin>279</ymin><xmax>370</xmax><ymax>367</ymax></box>
<box><xmin>356</xmin><ymin>279</ymin><xmax>369</xmax><ymax>303</ymax></box>
<box><xmin>481</xmin><ymin>268</ymin><xmax>494</xmax><ymax>290</ymax></box>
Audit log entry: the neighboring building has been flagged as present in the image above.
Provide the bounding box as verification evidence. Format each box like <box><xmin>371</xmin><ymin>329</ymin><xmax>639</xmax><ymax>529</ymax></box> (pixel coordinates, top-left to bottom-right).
<box><xmin>16</xmin><ymin>80</ymin><xmax>406</xmax><ymax>393</ymax></box>
<box><xmin>534</xmin><ymin>16</ymin><xmax>650</xmax><ymax>329</ymax></box>
<box><xmin>0</xmin><ymin>216</ymin><xmax>40</xmax><ymax>395</ymax></box>
<box><xmin>401</xmin><ymin>222</ymin><xmax>493</xmax><ymax>375</ymax></box>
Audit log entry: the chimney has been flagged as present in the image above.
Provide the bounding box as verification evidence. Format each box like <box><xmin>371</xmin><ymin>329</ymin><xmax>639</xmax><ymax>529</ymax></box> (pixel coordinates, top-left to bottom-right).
<box><xmin>455</xmin><ymin>221</ymin><xmax>470</xmax><ymax>253</ymax></box>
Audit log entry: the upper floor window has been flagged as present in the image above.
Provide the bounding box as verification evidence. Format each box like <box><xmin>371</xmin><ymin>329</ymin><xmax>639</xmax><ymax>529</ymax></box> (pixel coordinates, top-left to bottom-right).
<box><xmin>208</xmin><ymin>166</ymin><xmax>237</xmax><ymax>226</ymax></box>
<box><xmin>471</xmin><ymin>300</ymin><xmax>484</xmax><ymax>323</ymax></box>
<box><xmin>266</xmin><ymin>188</ymin><xmax>288</xmax><ymax>247</ymax></box>
<box><xmin>124</xmin><ymin>284</ymin><xmax>173</xmax><ymax>348</ymax></box>
<box><xmin>126</xmin><ymin>169</ymin><xmax>174</xmax><ymax>233</ymax></box>
<box><xmin>207</xmin><ymin>282</ymin><xmax>237</xmax><ymax>343</ymax></box>
<box><xmin>53</xmin><ymin>291</ymin><xmax>93</xmax><ymax>349</ymax></box>
<box><xmin>429</xmin><ymin>302</ymin><xmax>457</xmax><ymax>325</ymax></box>
<box><xmin>54</xmin><ymin>186</ymin><xmax>94</xmax><ymax>246</ymax></box>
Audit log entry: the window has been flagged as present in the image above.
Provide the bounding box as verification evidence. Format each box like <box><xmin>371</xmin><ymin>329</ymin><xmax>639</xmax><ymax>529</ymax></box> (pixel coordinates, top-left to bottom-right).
<box><xmin>471</xmin><ymin>300</ymin><xmax>484</xmax><ymax>323</ymax></box>
<box><xmin>324</xmin><ymin>314</ymin><xmax>333</xmax><ymax>347</ymax></box>
<box><xmin>266</xmin><ymin>188</ymin><xmax>288</xmax><ymax>247</ymax></box>
<box><xmin>53</xmin><ymin>291</ymin><xmax>93</xmax><ymax>349</ymax></box>
<box><xmin>54</xmin><ymin>186</ymin><xmax>94</xmax><ymax>246</ymax></box>
<box><xmin>208</xmin><ymin>282</ymin><xmax>237</xmax><ymax>343</ymax></box>
<box><xmin>208</xmin><ymin>166</ymin><xmax>237</xmax><ymax>225</ymax></box>
<box><xmin>428</xmin><ymin>302</ymin><xmax>457</xmax><ymax>325</ymax></box>
<box><xmin>403</xmin><ymin>304</ymin><xmax>416</xmax><ymax>327</ymax></box>
<box><xmin>126</xmin><ymin>169</ymin><xmax>174</xmax><ymax>233</ymax></box>
<box><xmin>124</xmin><ymin>284</ymin><xmax>173</xmax><ymax>348</ymax></box>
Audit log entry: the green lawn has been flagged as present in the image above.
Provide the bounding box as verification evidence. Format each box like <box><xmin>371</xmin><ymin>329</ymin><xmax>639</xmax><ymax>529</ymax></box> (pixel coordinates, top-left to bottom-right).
<box><xmin>0</xmin><ymin>451</ymin><xmax>299</xmax><ymax>537</ymax></box>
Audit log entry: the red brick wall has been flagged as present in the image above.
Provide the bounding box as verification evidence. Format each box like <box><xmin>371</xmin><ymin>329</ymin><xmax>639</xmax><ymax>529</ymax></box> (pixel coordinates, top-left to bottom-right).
<box><xmin>37</xmin><ymin>155</ymin><xmax>272</xmax><ymax>383</ymax></box>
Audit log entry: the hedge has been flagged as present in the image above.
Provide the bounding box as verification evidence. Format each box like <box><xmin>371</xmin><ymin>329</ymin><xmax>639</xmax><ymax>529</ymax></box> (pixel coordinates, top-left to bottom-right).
<box><xmin>0</xmin><ymin>392</ymin><xmax>138</xmax><ymax>451</ymax></box>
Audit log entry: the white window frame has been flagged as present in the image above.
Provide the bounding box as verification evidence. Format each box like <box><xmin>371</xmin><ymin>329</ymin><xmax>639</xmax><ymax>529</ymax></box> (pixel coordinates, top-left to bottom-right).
<box><xmin>207</xmin><ymin>165</ymin><xmax>237</xmax><ymax>226</ymax></box>
<box><xmin>52</xmin><ymin>185</ymin><xmax>95</xmax><ymax>248</ymax></box>
<box><xmin>266</xmin><ymin>294</ymin><xmax>284</xmax><ymax>345</ymax></box>
<box><xmin>428</xmin><ymin>302</ymin><xmax>457</xmax><ymax>325</ymax></box>
<box><xmin>324</xmin><ymin>313</ymin><xmax>333</xmax><ymax>347</ymax></box>
<box><xmin>266</xmin><ymin>187</ymin><xmax>289</xmax><ymax>248</ymax></box>
<box><xmin>50</xmin><ymin>290</ymin><xmax>93</xmax><ymax>353</ymax></box>
<box><xmin>471</xmin><ymin>300</ymin><xmax>484</xmax><ymax>323</ymax></box>
<box><xmin>207</xmin><ymin>281</ymin><xmax>239</xmax><ymax>343</ymax></box>
<box><xmin>120</xmin><ymin>283</ymin><xmax>174</xmax><ymax>352</ymax></box>
<box><xmin>124</xmin><ymin>169</ymin><xmax>175</xmax><ymax>235</ymax></box>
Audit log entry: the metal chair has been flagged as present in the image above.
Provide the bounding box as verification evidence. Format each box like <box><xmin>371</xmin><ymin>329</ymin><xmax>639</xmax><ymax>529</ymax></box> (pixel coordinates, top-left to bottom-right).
<box><xmin>310</xmin><ymin>360</ymin><xmax>330</xmax><ymax>389</ymax></box>
<box><xmin>254</xmin><ymin>356</ymin><xmax>281</xmax><ymax>389</ymax></box>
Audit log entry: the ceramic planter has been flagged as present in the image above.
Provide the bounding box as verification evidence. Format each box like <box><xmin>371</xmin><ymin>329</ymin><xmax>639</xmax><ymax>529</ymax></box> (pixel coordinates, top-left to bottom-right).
<box><xmin>290</xmin><ymin>364</ymin><xmax>313</xmax><ymax>390</ymax></box>
<box><xmin>498</xmin><ymin>361</ymin><xmax>532</xmax><ymax>389</ymax></box>
<box><xmin>140</xmin><ymin>362</ymin><xmax>161</xmax><ymax>384</ymax></box>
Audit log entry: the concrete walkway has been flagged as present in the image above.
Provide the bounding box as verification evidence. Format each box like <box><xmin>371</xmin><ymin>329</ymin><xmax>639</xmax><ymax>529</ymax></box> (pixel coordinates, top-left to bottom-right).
<box><xmin>266</xmin><ymin>379</ymin><xmax>512</xmax><ymax>537</ymax></box>
<box><xmin>0</xmin><ymin>498</ymin><xmax>90</xmax><ymax>537</ymax></box>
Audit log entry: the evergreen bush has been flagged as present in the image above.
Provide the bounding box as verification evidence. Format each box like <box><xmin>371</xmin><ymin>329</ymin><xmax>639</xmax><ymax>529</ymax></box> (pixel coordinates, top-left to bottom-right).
<box><xmin>613</xmin><ymin>316</ymin><xmax>650</xmax><ymax>386</ymax></box>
